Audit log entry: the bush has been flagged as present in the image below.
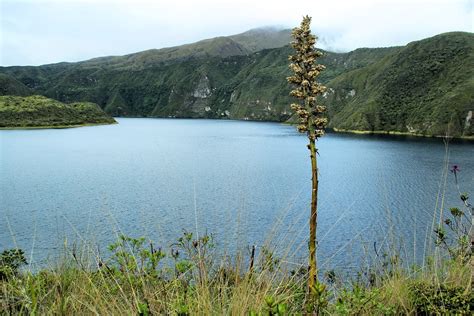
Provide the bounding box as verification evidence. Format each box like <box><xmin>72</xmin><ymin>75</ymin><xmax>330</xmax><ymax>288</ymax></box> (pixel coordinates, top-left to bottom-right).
<box><xmin>0</xmin><ymin>249</ymin><xmax>27</xmax><ymax>280</ymax></box>
<box><xmin>333</xmin><ymin>285</ymin><xmax>396</xmax><ymax>315</ymax></box>
<box><xmin>409</xmin><ymin>281</ymin><xmax>473</xmax><ymax>315</ymax></box>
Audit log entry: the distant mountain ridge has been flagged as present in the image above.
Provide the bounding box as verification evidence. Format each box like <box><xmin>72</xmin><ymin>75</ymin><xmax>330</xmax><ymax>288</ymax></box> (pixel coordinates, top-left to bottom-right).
<box><xmin>229</xmin><ymin>27</ymin><xmax>293</xmax><ymax>52</ymax></box>
<box><xmin>65</xmin><ymin>27</ymin><xmax>292</xmax><ymax>70</ymax></box>
<box><xmin>0</xmin><ymin>29</ymin><xmax>472</xmax><ymax>137</ymax></box>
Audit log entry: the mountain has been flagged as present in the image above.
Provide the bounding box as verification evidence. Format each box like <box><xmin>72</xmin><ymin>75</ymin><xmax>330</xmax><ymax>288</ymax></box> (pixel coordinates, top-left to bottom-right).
<box><xmin>0</xmin><ymin>30</ymin><xmax>472</xmax><ymax>137</ymax></box>
<box><xmin>0</xmin><ymin>95</ymin><xmax>116</xmax><ymax>128</ymax></box>
<box><xmin>325</xmin><ymin>32</ymin><xmax>474</xmax><ymax>137</ymax></box>
<box><xmin>229</xmin><ymin>27</ymin><xmax>292</xmax><ymax>52</ymax></box>
<box><xmin>43</xmin><ymin>27</ymin><xmax>291</xmax><ymax>72</ymax></box>
<box><xmin>0</xmin><ymin>73</ymin><xmax>33</xmax><ymax>96</ymax></box>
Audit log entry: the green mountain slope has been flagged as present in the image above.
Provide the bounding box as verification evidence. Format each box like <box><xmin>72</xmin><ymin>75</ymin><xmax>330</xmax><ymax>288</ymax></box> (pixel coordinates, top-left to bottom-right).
<box><xmin>0</xmin><ymin>74</ymin><xmax>33</xmax><ymax>96</ymax></box>
<box><xmin>78</xmin><ymin>36</ymin><xmax>250</xmax><ymax>71</ymax></box>
<box><xmin>325</xmin><ymin>32</ymin><xmax>474</xmax><ymax>137</ymax></box>
<box><xmin>0</xmin><ymin>31</ymin><xmax>472</xmax><ymax>137</ymax></box>
<box><xmin>0</xmin><ymin>95</ymin><xmax>116</xmax><ymax>128</ymax></box>
<box><xmin>0</xmin><ymin>45</ymin><xmax>394</xmax><ymax>120</ymax></box>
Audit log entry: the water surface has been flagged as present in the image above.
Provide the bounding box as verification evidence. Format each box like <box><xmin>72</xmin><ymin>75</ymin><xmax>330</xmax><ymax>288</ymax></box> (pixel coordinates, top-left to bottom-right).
<box><xmin>1</xmin><ymin>118</ymin><xmax>473</xmax><ymax>272</ymax></box>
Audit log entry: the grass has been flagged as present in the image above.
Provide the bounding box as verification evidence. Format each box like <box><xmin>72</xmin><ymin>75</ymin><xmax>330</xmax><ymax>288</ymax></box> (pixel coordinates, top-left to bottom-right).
<box><xmin>1</xmin><ymin>233</ymin><xmax>472</xmax><ymax>315</ymax></box>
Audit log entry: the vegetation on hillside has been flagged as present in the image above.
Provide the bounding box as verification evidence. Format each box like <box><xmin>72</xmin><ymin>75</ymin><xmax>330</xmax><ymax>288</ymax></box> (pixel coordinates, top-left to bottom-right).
<box><xmin>325</xmin><ymin>32</ymin><xmax>474</xmax><ymax>138</ymax></box>
<box><xmin>1</xmin><ymin>31</ymin><xmax>472</xmax><ymax>137</ymax></box>
<box><xmin>0</xmin><ymin>95</ymin><xmax>116</xmax><ymax>128</ymax></box>
<box><xmin>0</xmin><ymin>74</ymin><xmax>32</xmax><ymax>97</ymax></box>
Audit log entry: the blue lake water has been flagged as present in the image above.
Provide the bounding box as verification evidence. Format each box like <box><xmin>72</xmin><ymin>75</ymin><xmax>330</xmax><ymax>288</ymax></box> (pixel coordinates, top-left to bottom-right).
<box><xmin>1</xmin><ymin>118</ymin><xmax>473</xmax><ymax>273</ymax></box>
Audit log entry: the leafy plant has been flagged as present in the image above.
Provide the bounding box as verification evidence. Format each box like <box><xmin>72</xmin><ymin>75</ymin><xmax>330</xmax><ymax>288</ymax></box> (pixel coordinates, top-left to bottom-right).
<box><xmin>410</xmin><ymin>282</ymin><xmax>473</xmax><ymax>315</ymax></box>
<box><xmin>137</xmin><ymin>301</ymin><xmax>150</xmax><ymax>316</ymax></box>
<box><xmin>249</xmin><ymin>295</ymin><xmax>288</xmax><ymax>316</ymax></box>
<box><xmin>259</xmin><ymin>246</ymin><xmax>281</xmax><ymax>273</ymax></box>
<box><xmin>107</xmin><ymin>235</ymin><xmax>166</xmax><ymax>277</ymax></box>
<box><xmin>334</xmin><ymin>285</ymin><xmax>396</xmax><ymax>315</ymax></box>
<box><xmin>0</xmin><ymin>248</ymin><xmax>27</xmax><ymax>280</ymax></box>
<box><xmin>434</xmin><ymin>165</ymin><xmax>473</xmax><ymax>262</ymax></box>
<box><xmin>172</xmin><ymin>231</ymin><xmax>215</xmax><ymax>284</ymax></box>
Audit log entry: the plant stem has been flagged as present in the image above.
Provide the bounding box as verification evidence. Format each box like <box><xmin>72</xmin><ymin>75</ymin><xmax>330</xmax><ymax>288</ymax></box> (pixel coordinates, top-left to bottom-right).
<box><xmin>308</xmin><ymin>138</ymin><xmax>318</xmax><ymax>291</ymax></box>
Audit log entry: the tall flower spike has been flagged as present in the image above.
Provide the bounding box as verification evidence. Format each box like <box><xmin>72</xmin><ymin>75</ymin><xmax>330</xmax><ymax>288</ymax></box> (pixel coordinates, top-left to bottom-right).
<box><xmin>287</xmin><ymin>16</ymin><xmax>327</xmax><ymax>139</ymax></box>
<box><xmin>287</xmin><ymin>16</ymin><xmax>328</xmax><ymax>311</ymax></box>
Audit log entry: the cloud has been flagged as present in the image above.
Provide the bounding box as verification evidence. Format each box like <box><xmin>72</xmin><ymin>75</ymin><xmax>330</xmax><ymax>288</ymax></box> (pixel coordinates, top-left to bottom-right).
<box><xmin>1</xmin><ymin>0</ymin><xmax>472</xmax><ymax>66</ymax></box>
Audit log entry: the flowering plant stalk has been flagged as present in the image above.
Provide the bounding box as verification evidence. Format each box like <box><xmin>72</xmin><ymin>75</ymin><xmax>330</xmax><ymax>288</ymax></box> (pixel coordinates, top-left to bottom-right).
<box><xmin>287</xmin><ymin>15</ymin><xmax>328</xmax><ymax>304</ymax></box>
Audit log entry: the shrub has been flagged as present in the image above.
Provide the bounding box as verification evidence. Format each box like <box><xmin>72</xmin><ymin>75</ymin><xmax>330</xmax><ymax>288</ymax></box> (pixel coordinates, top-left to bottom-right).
<box><xmin>0</xmin><ymin>249</ymin><xmax>27</xmax><ymax>280</ymax></box>
<box><xmin>409</xmin><ymin>281</ymin><xmax>473</xmax><ymax>315</ymax></box>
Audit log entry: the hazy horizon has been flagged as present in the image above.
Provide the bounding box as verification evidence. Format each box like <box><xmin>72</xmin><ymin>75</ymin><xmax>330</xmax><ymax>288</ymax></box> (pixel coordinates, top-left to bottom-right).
<box><xmin>1</xmin><ymin>0</ymin><xmax>472</xmax><ymax>66</ymax></box>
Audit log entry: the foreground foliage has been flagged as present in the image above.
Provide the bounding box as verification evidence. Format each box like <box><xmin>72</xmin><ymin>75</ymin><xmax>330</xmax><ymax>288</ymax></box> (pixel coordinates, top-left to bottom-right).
<box><xmin>1</xmin><ymin>231</ymin><xmax>472</xmax><ymax>315</ymax></box>
<box><xmin>0</xmin><ymin>95</ymin><xmax>116</xmax><ymax>128</ymax></box>
<box><xmin>1</xmin><ymin>147</ymin><xmax>473</xmax><ymax>314</ymax></box>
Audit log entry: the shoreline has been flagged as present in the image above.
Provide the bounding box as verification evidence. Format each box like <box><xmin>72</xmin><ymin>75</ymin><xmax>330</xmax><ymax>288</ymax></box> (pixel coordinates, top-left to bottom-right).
<box><xmin>1</xmin><ymin>117</ymin><xmax>473</xmax><ymax>141</ymax></box>
<box><xmin>331</xmin><ymin>127</ymin><xmax>474</xmax><ymax>141</ymax></box>
<box><xmin>0</xmin><ymin>121</ymin><xmax>117</xmax><ymax>130</ymax></box>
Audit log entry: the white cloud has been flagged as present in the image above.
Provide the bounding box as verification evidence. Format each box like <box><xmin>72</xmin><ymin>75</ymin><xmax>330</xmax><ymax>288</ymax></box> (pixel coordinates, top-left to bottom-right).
<box><xmin>1</xmin><ymin>0</ymin><xmax>472</xmax><ymax>66</ymax></box>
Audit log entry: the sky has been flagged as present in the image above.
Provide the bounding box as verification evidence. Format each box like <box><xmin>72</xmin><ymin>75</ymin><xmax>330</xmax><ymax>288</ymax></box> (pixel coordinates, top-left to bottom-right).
<box><xmin>1</xmin><ymin>0</ymin><xmax>472</xmax><ymax>66</ymax></box>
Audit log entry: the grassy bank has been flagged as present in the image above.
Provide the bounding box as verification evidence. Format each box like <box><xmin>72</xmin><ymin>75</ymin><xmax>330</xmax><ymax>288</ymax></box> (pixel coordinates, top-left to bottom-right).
<box><xmin>1</xmin><ymin>231</ymin><xmax>472</xmax><ymax>315</ymax></box>
<box><xmin>0</xmin><ymin>121</ymin><xmax>118</xmax><ymax>130</ymax></box>
<box><xmin>0</xmin><ymin>95</ymin><xmax>116</xmax><ymax>129</ymax></box>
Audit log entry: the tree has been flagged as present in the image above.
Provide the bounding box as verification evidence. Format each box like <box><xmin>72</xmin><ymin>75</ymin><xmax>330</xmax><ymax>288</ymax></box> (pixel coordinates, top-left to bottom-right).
<box><xmin>287</xmin><ymin>16</ymin><xmax>328</xmax><ymax>301</ymax></box>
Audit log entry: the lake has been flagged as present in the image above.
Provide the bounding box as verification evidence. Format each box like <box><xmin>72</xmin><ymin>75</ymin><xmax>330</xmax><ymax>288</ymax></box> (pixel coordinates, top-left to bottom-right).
<box><xmin>1</xmin><ymin>118</ymin><xmax>473</xmax><ymax>274</ymax></box>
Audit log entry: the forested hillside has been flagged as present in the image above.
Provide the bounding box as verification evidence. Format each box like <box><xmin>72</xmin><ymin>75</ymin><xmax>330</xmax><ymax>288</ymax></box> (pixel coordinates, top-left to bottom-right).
<box><xmin>1</xmin><ymin>30</ymin><xmax>472</xmax><ymax>137</ymax></box>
